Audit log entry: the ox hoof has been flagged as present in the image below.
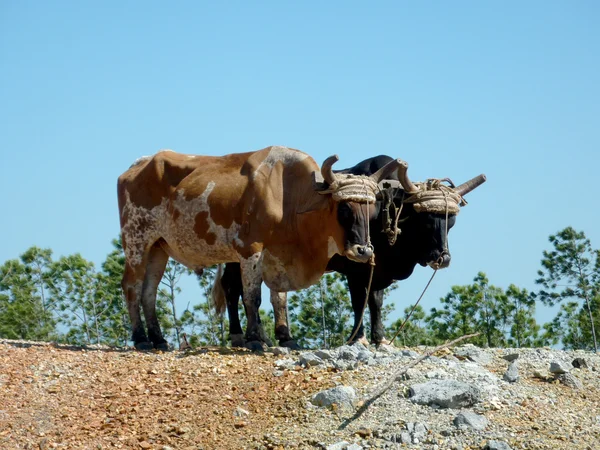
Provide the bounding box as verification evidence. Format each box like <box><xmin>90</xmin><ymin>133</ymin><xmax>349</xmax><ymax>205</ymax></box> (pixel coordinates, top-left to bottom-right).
<box><xmin>245</xmin><ymin>340</ymin><xmax>268</xmax><ymax>352</ymax></box>
<box><xmin>134</xmin><ymin>341</ymin><xmax>154</xmax><ymax>351</ymax></box>
<box><xmin>230</xmin><ymin>334</ymin><xmax>246</xmax><ymax>348</ymax></box>
<box><xmin>154</xmin><ymin>342</ymin><xmax>170</xmax><ymax>351</ymax></box>
<box><xmin>375</xmin><ymin>338</ymin><xmax>392</xmax><ymax>347</ymax></box>
<box><xmin>279</xmin><ymin>339</ymin><xmax>302</xmax><ymax>350</ymax></box>
<box><xmin>348</xmin><ymin>336</ymin><xmax>371</xmax><ymax>347</ymax></box>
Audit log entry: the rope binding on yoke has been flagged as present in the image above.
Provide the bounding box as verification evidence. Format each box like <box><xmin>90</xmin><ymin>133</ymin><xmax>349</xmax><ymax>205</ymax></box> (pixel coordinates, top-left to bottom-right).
<box><xmin>403</xmin><ymin>178</ymin><xmax>465</xmax><ymax>215</ymax></box>
<box><xmin>314</xmin><ymin>155</ymin><xmax>407</xmax><ymax>204</ymax></box>
<box><xmin>318</xmin><ymin>174</ymin><xmax>379</xmax><ymax>203</ymax></box>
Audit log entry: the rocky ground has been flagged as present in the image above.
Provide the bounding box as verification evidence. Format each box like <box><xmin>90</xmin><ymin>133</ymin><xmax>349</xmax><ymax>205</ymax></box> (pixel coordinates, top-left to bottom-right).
<box><xmin>1</xmin><ymin>339</ymin><xmax>599</xmax><ymax>450</ymax></box>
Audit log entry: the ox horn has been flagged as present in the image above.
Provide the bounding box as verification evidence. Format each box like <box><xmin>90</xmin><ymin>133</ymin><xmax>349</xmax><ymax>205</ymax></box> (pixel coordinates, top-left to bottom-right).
<box><xmin>321</xmin><ymin>155</ymin><xmax>339</xmax><ymax>185</ymax></box>
<box><xmin>369</xmin><ymin>158</ymin><xmax>403</xmax><ymax>184</ymax></box>
<box><xmin>455</xmin><ymin>174</ymin><xmax>487</xmax><ymax>197</ymax></box>
<box><xmin>396</xmin><ymin>160</ymin><xmax>419</xmax><ymax>194</ymax></box>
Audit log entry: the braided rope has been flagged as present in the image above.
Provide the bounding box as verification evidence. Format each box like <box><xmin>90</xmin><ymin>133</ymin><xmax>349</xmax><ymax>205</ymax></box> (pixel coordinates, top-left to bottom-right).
<box><xmin>404</xmin><ymin>179</ymin><xmax>463</xmax><ymax>215</ymax></box>
<box><xmin>319</xmin><ymin>174</ymin><xmax>379</xmax><ymax>203</ymax></box>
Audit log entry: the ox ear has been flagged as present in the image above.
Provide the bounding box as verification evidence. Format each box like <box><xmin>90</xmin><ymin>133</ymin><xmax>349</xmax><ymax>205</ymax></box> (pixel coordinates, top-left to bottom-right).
<box><xmin>297</xmin><ymin>195</ymin><xmax>329</xmax><ymax>214</ymax></box>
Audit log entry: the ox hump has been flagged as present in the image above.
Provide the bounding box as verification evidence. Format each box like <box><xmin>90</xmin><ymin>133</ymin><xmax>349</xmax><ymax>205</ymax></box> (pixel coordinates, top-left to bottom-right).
<box><xmin>253</xmin><ymin>146</ymin><xmax>310</xmax><ymax>177</ymax></box>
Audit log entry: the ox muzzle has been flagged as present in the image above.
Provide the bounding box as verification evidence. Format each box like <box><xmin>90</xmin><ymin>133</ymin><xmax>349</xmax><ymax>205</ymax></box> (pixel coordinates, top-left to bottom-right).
<box><xmin>345</xmin><ymin>244</ymin><xmax>374</xmax><ymax>263</ymax></box>
<box><xmin>426</xmin><ymin>250</ymin><xmax>451</xmax><ymax>270</ymax></box>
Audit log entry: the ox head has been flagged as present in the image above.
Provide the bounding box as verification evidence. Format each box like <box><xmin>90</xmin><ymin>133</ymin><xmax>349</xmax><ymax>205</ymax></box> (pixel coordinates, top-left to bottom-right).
<box><xmin>382</xmin><ymin>161</ymin><xmax>486</xmax><ymax>270</ymax></box>
<box><xmin>316</xmin><ymin>155</ymin><xmax>404</xmax><ymax>263</ymax></box>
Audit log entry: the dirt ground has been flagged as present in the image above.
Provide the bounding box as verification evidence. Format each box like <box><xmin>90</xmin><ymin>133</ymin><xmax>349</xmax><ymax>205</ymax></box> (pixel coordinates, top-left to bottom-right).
<box><xmin>0</xmin><ymin>341</ymin><xmax>340</xmax><ymax>449</ymax></box>
<box><xmin>1</xmin><ymin>340</ymin><xmax>599</xmax><ymax>450</ymax></box>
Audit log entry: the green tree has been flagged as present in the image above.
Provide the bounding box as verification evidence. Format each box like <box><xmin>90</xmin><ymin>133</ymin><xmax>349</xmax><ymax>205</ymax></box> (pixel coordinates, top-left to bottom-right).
<box><xmin>50</xmin><ymin>254</ymin><xmax>111</xmax><ymax>345</ymax></box>
<box><xmin>388</xmin><ymin>304</ymin><xmax>434</xmax><ymax>346</ymax></box>
<box><xmin>505</xmin><ymin>284</ymin><xmax>540</xmax><ymax>348</ymax></box>
<box><xmin>541</xmin><ymin>301</ymin><xmax>584</xmax><ymax>349</ymax></box>
<box><xmin>179</xmin><ymin>266</ymin><xmax>230</xmax><ymax>347</ymax></box>
<box><xmin>427</xmin><ymin>272</ymin><xmax>510</xmax><ymax>347</ymax></box>
<box><xmin>427</xmin><ymin>282</ymin><xmax>481</xmax><ymax>345</ymax></box>
<box><xmin>0</xmin><ymin>256</ymin><xmax>57</xmax><ymax>340</ymax></box>
<box><xmin>20</xmin><ymin>247</ymin><xmax>56</xmax><ymax>321</ymax></box>
<box><xmin>289</xmin><ymin>273</ymin><xmax>353</xmax><ymax>349</ymax></box>
<box><xmin>96</xmin><ymin>238</ymin><xmax>130</xmax><ymax>346</ymax></box>
<box><xmin>156</xmin><ymin>260</ymin><xmax>191</xmax><ymax>346</ymax></box>
<box><xmin>535</xmin><ymin>227</ymin><xmax>599</xmax><ymax>352</ymax></box>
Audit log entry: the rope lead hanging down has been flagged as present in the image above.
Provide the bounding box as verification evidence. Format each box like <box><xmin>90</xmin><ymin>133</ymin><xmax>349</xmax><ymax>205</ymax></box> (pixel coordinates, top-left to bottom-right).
<box><xmin>345</xmin><ymin>179</ymin><xmax>375</xmax><ymax>345</ymax></box>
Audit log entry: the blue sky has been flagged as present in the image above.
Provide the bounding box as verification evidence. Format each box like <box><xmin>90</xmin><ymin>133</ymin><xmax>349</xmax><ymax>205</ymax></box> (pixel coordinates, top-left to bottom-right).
<box><xmin>1</xmin><ymin>1</ymin><xmax>599</xmax><ymax>330</ymax></box>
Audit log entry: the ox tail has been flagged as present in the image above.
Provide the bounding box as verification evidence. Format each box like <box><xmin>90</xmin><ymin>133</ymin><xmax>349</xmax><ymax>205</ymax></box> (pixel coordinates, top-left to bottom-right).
<box><xmin>210</xmin><ymin>264</ymin><xmax>227</xmax><ymax>316</ymax></box>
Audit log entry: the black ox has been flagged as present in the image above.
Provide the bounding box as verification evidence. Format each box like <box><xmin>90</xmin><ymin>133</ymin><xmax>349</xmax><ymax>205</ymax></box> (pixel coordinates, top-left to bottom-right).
<box><xmin>212</xmin><ymin>155</ymin><xmax>485</xmax><ymax>348</ymax></box>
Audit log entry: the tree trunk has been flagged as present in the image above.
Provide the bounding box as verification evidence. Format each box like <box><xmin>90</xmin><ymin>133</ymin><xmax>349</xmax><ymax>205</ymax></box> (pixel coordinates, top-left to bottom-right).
<box><xmin>577</xmin><ymin>262</ymin><xmax>598</xmax><ymax>352</ymax></box>
<box><xmin>320</xmin><ymin>279</ymin><xmax>327</xmax><ymax>349</ymax></box>
<box><xmin>583</xmin><ymin>295</ymin><xmax>598</xmax><ymax>352</ymax></box>
<box><xmin>170</xmin><ymin>284</ymin><xmax>180</xmax><ymax>346</ymax></box>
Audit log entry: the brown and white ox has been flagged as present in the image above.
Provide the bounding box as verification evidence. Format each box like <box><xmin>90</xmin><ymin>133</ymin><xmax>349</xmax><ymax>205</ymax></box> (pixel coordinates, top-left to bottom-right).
<box><xmin>117</xmin><ymin>146</ymin><xmax>402</xmax><ymax>350</ymax></box>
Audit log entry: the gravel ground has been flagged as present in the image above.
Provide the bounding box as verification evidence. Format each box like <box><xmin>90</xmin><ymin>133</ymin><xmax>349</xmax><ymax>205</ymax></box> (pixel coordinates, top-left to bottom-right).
<box><xmin>1</xmin><ymin>339</ymin><xmax>599</xmax><ymax>449</ymax></box>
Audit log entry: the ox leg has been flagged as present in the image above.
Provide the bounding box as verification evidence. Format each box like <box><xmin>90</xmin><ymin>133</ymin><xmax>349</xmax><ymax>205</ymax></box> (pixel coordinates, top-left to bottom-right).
<box><xmin>240</xmin><ymin>255</ymin><xmax>273</xmax><ymax>351</ymax></box>
<box><xmin>221</xmin><ymin>263</ymin><xmax>245</xmax><ymax>347</ymax></box>
<box><xmin>140</xmin><ymin>244</ymin><xmax>170</xmax><ymax>350</ymax></box>
<box><xmin>368</xmin><ymin>289</ymin><xmax>388</xmax><ymax>345</ymax></box>
<box><xmin>270</xmin><ymin>291</ymin><xmax>300</xmax><ymax>349</ymax></box>
<box><xmin>122</xmin><ymin>263</ymin><xmax>153</xmax><ymax>350</ymax></box>
<box><xmin>346</xmin><ymin>275</ymin><xmax>370</xmax><ymax>346</ymax></box>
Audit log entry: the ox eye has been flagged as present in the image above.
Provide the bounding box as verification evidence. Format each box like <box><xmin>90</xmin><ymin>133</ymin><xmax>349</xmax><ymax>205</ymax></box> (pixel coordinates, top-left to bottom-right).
<box><xmin>337</xmin><ymin>203</ymin><xmax>352</xmax><ymax>222</ymax></box>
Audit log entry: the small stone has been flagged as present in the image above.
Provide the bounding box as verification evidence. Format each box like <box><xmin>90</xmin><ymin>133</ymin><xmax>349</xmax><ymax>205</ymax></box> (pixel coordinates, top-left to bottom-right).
<box><xmin>333</xmin><ymin>360</ymin><xmax>358</xmax><ymax>371</ymax></box>
<box><xmin>549</xmin><ymin>361</ymin><xmax>571</xmax><ymax>374</ymax></box>
<box><xmin>354</xmin><ymin>427</ymin><xmax>372</xmax><ymax>438</ymax></box>
<box><xmin>453</xmin><ymin>411</ymin><xmax>488</xmax><ymax>431</ymax></box>
<box><xmin>338</xmin><ymin>345</ymin><xmax>362</xmax><ymax>360</ymax></box>
<box><xmin>401</xmin><ymin>368</ymin><xmax>421</xmax><ymax>380</ymax></box>
<box><xmin>426</xmin><ymin>369</ymin><xmax>447</xmax><ymax>379</ymax></box>
<box><xmin>346</xmin><ymin>444</ymin><xmax>363</xmax><ymax>450</ymax></box>
<box><xmin>502</xmin><ymin>353</ymin><xmax>519</xmax><ymax>362</ymax></box>
<box><xmin>376</xmin><ymin>344</ymin><xmax>398</xmax><ymax>354</ymax></box>
<box><xmin>325</xmin><ymin>441</ymin><xmax>350</xmax><ymax>450</ymax></box>
<box><xmin>484</xmin><ymin>440</ymin><xmax>512</xmax><ymax>450</ymax></box>
<box><xmin>274</xmin><ymin>358</ymin><xmax>297</xmax><ymax>370</ymax></box>
<box><xmin>503</xmin><ymin>361</ymin><xmax>519</xmax><ymax>383</ymax></box>
<box><xmin>572</xmin><ymin>357</ymin><xmax>589</xmax><ymax>369</ymax></box>
<box><xmin>556</xmin><ymin>372</ymin><xmax>583</xmax><ymax>389</ymax></box>
<box><xmin>299</xmin><ymin>352</ymin><xmax>324</xmax><ymax>367</ymax></box>
<box><xmin>411</xmin><ymin>422</ymin><xmax>428</xmax><ymax>440</ymax></box>
<box><xmin>454</xmin><ymin>344</ymin><xmax>492</xmax><ymax>365</ymax></box>
<box><xmin>400</xmin><ymin>432</ymin><xmax>412</xmax><ymax>444</ymax></box>
<box><xmin>314</xmin><ymin>349</ymin><xmax>335</xmax><ymax>361</ymax></box>
<box><xmin>139</xmin><ymin>442</ymin><xmax>151</xmax><ymax>449</ymax></box>
<box><xmin>272</xmin><ymin>347</ymin><xmax>290</xmax><ymax>356</ymax></box>
<box><xmin>532</xmin><ymin>369</ymin><xmax>551</xmax><ymax>380</ymax></box>
<box><xmin>409</xmin><ymin>379</ymin><xmax>482</xmax><ymax>408</ymax></box>
<box><xmin>311</xmin><ymin>386</ymin><xmax>356</xmax><ymax>408</ymax></box>
<box><xmin>234</xmin><ymin>406</ymin><xmax>250</xmax><ymax>417</ymax></box>
<box><xmin>356</xmin><ymin>350</ymin><xmax>374</xmax><ymax>362</ymax></box>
